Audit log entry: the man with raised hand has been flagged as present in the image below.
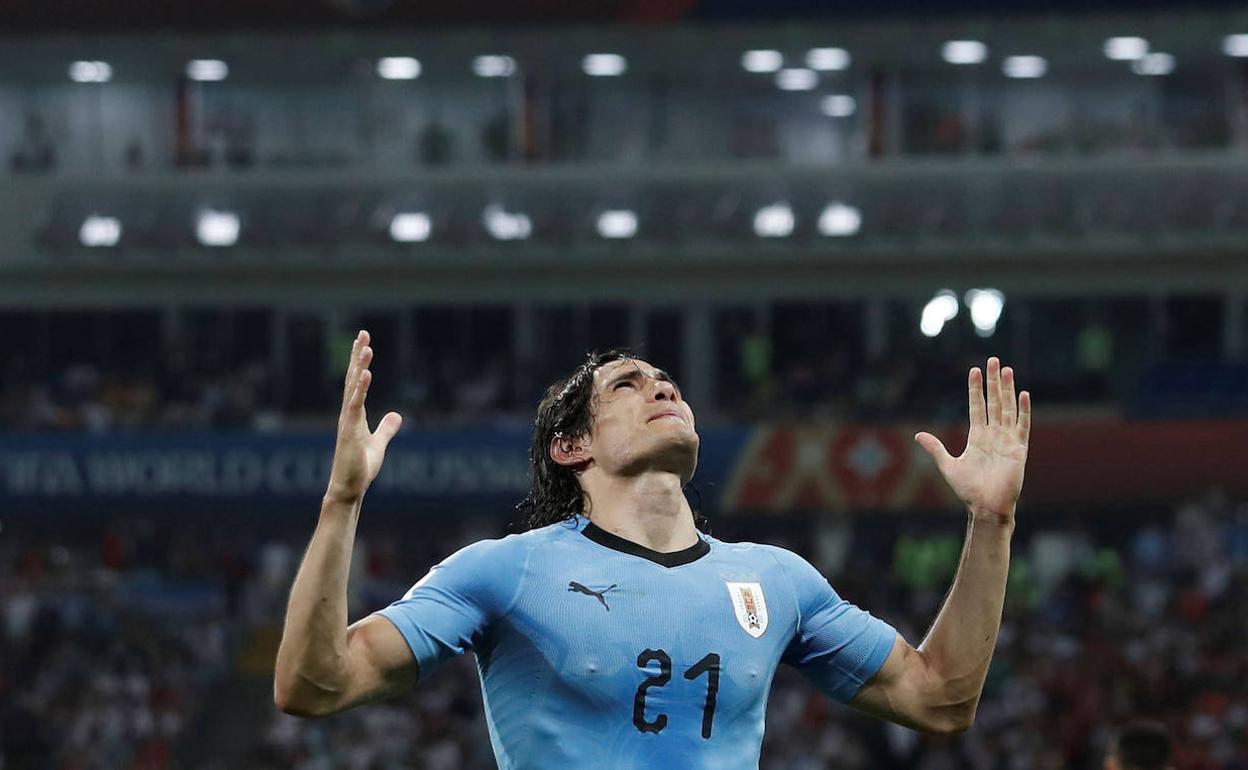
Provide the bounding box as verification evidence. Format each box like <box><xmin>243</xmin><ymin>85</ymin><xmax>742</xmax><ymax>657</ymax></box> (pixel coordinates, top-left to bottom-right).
<box><xmin>275</xmin><ymin>332</ymin><xmax>1032</xmax><ymax>769</ymax></box>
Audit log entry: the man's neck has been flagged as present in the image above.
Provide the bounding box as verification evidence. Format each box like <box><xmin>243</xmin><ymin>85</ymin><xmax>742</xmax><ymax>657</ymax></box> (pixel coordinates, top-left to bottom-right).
<box><xmin>582</xmin><ymin>470</ymin><xmax>699</xmax><ymax>553</ymax></box>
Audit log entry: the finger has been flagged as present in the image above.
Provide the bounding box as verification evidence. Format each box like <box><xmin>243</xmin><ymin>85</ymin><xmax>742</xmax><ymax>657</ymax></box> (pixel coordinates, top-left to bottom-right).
<box><xmin>374</xmin><ymin>412</ymin><xmax>403</xmax><ymax>449</ymax></box>
<box><xmin>967</xmin><ymin>367</ymin><xmax>987</xmax><ymax>428</ymax></box>
<box><xmin>352</xmin><ymin>368</ymin><xmax>372</xmax><ymax>410</ymax></box>
<box><xmin>1018</xmin><ymin>390</ymin><xmax>1032</xmax><ymax>445</ymax></box>
<box><xmin>915</xmin><ymin>432</ymin><xmax>954</xmax><ymax>471</ymax></box>
<box><xmin>985</xmin><ymin>357</ymin><xmax>1002</xmax><ymax>425</ymax></box>
<box><xmin>1001</xmin><ymin>366</ymin><xmax>1017</xmax><ymax>425</ymax></box>
<box><xmin>341</xmin><ymin>329</ymin><xmax>361</xmax><ymax>394</ymax></box>
<box><xmin>341</xmin><ymin>340</ymin><xmax>369</xmax><ymax>417</ymax></box>
<box><xmin>343</xmin><ymin>331</ymin><xmax>364</xmax><ymax>399</ymax></box>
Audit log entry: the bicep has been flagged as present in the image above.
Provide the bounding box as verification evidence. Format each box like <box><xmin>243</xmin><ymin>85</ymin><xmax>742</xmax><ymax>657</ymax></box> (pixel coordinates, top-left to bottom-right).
<box><xmin>337</xmin><ymin>614</ymin><xmax>419</xmax><ymax>712</ymax></box>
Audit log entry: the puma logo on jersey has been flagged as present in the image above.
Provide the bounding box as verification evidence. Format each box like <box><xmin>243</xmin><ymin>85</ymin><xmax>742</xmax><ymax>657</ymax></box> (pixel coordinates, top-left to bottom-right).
<box><xmin>568</xmin><ymin>581</ymin><xmax>616</xmax><ymax>611</ymax></box>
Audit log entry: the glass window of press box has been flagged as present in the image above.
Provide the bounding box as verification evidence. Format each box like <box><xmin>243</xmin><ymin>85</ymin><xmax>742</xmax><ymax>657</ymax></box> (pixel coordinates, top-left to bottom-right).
<box><xmin>3</xmin><ymin>16</ymin><xmax>1248</xmax><ymax>174</ymax></box>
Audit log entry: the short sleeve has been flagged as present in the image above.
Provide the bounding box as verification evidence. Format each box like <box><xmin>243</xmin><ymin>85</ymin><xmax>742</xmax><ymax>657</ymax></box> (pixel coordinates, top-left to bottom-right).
<box><xmin>772</xmin><ymin>547</ymin><xmax>897</xmax><ymax>703</ymax></box>
<box><xmin>373</xmin><ymin>535</ymin><xmax>528</xmax><ymax>681</ymax></box>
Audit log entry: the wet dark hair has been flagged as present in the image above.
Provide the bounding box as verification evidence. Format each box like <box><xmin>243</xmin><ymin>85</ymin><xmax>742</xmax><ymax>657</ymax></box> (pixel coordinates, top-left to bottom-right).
<box><xmin>1111</xmin><ymin>721</ymin><xmax>1172</xmax><ymax>770</ymax></box>
<box><xmin>515</xmin><ymin>349</ymin><xmax>704</xmax><ymax>531</ymax></box>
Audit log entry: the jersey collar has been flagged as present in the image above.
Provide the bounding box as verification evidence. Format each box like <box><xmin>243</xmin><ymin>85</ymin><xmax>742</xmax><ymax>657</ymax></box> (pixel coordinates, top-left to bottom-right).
<box><xmin>580</xmin><ymin>521</ymin><xmax>710</xmax><ymax>568</ymax></box>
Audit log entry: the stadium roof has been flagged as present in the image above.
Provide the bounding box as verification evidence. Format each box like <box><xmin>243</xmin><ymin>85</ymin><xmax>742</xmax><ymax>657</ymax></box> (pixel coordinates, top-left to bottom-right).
<box><xmin>1</xmin><ymin>0</ymin><xmax>1244</xmax><ymax>33</ymax></box>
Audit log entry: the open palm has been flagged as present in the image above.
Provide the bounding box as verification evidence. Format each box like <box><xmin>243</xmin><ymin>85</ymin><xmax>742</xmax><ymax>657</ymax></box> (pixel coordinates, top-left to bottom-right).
<box><xmin>326</xmin><ymin>330</ymin><xmax>404</xmax><ymax>503</ymax></box>
<box><xmin>916</xmin><ymin>358</ymin><xmax>1031</xmax><ymax>522</ymax></box>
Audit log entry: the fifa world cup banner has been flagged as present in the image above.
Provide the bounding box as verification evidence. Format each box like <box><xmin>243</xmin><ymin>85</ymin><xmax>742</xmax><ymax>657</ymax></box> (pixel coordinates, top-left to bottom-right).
<box><xmin>718</xmin><ymin>419</ymin><xmax>1248</xmax><ymax>513</ymax></box>
<box><xmin>1</xmin><ymin>420</ymin><xmax>1245</xmax><ymax>515</ymax></box>
<box><xmin>0</xmin><ymin>430</ymin><xmax>538</xmax><ymax>515</ymax></box>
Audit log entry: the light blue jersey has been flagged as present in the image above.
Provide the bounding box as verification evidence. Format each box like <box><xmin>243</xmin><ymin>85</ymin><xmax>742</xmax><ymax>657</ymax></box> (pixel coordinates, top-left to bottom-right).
<box><xmin>375</xmin><ymin>516</ymin><xmax>896</xmax><ymax>769</ymax></box>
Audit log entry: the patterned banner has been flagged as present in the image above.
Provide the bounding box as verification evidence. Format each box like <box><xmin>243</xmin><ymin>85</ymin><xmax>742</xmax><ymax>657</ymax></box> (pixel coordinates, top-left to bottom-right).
<box><xmin>2</xmin><ymin>419</ymin><xmax>1245</xmax><ymax>515</ymax></box>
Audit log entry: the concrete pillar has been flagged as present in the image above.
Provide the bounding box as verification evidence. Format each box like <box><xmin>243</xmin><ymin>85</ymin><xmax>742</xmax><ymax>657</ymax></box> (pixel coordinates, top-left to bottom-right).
<box><xmin>1226</xmin><ymin>292</ymin><xmax>1245</xmax><ymax>362</ymax></box>
<box><xmin>864</xmin><ymin>298</ymin><xmax>887</xmax><ymax>361</ymax></box>
<box><xmin>681</xmin><ymin>302</ymin><xmax>714</xmax><ymax>413</ymax></box>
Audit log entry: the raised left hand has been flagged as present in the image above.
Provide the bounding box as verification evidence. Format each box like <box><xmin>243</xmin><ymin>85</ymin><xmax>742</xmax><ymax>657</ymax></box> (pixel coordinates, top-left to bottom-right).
<box><xmin>915</xmin><ymin>357</ymin><xmax>1031</xmax><ymax>524</ymax></box>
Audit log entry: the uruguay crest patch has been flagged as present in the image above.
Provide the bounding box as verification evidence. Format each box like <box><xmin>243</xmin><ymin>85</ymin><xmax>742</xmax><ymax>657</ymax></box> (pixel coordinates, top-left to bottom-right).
<box><xmin>725</xmin><ymin>581</ymin><xmax>769</xmax><ymax>638</ymax></box>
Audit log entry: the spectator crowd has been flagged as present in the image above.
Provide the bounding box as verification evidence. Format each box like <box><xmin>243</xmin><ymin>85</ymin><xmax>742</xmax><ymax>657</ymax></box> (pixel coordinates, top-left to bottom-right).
<box><xmin>2</xmin><ymin>492</ymin><xmax>1246</xmax><ymax>769</ymax></box>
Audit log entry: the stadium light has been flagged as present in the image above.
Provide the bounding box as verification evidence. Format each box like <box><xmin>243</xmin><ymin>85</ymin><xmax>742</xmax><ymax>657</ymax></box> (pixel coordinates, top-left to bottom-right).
<box><xmin>377</xmin><ymin>57</ymin><xmax>421</xmax><ymax>80</ymax></box>
<box><xmin>920</xmin><ymin>290</ymin><xmax>959</xmax><ymax>338</ymax></box>
<box><xmin>1002</xmin><ymin>55</ymin><xmax>1047</xmax><ymax>79</ymax></box>
<box><xmin>79</xmin><ymin>215</ymin><xmax>121</xmax><ymax>247</ymax></box>
<box><xmin>818</xmin><ymin>203</ymin><xmax>861</xmax><ymax>236</ymax></box>
<box><xmin>597</xmin><ymin>210</ymin><xmax>638</xmax><ymax>239</ymax></box>
<box><xmin>753</xmin><ymin>204</ymin><xmax>795</xmax><ymax>238</ymax></box>
<box><xmin>821</xmin><ymin>94</ymin><xmax>856</xmax><ymax>117</ymax></box>
<box><xmin>583</xmin><ymin>54</ymin><xmax>627</xmax><ymax>76</ymax></box>
<box><xmin>1131</xmin><ymin>52</ymin><xmax>1175</xmax><ymax>76</ymax></box>
<box><xmin>806</xmin><ymin>47</ymin><xmax>850</xmax><ymax>71</ymax></box>
<box><xmin>196</xmin><ymin>209</ymin><xmax>240</xmax><ymax>247</ymax></box>
<box><xmin>1104</xmin><ymin>37</ymin><xmax>1148</xmax><ymax>61</ymax></box>
<box><xmin>741</xmin><ymin>50</ymin><xmax>783</xmax><ymax>73</ymax></box>
<box><xmin>69</xmin><ymin>61</ymin><xmax>112</xmax><ymax>83</ymax></box>
<box><xmin>775</xmin><ymin>68</ymin><xmax>817</xmax><ymax>91</ymax></box>
<box><xmin>389</xmin><ymin>212</ymin><xmax>431</xmax><ymax>242</ymax></box>
<box><xmin>942</xmin><ymin>40</ymin><xmax>987</xmax><ymax>65</ymax></box>
<box><xmin>965</xmin><ymin>289</ymin><xmax>1005</xmax><ymax>337</ymax></box>
<box><xmin>1224</xmin><ymin>34</ymin><xmax>1248</xmax><ymax>57</ymax></box>
<box><xmin>483</xmin><ymin>204</ymin><xmax>532</xmax><ymax>240</ymax></box>
<box><xmin>473</xmin><ymin>55</ymin><xmax>516</xmax><ymax>77</ymax></box>
<box><xmin>186</xmin><ymin>59</ymin><xmax>228</xmax><ymax>81</ymax></box>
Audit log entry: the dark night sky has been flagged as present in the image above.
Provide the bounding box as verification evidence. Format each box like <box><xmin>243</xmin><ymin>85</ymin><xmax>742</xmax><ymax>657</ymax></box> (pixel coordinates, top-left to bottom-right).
<box><xmin>0</xmin><ymin>0</ymin><xmax>1239</xmax><ymax>33</ymax></box>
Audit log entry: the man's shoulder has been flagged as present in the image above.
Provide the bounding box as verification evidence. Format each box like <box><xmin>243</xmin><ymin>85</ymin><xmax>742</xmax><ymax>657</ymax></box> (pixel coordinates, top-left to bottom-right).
<box><xmin>705</xmin><ymin>535</ymin><xmax>819</xmax><ymax>578</ymax></box>
<box><xmin>443</xmin><ymin>520</ymin><xmax>579</xmax><ymax>564</ymax></box>
<box><xmin>705</xmin><ymin>534</ymin><xmax>797</xmax><ymax>562</ymax></box>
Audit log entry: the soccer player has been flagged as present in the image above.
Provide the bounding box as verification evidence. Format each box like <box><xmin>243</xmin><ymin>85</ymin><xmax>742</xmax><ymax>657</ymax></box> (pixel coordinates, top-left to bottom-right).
<box><xmin>1104</xmin><ymin>721</ymin><xmax>1174</xmax><ymax>770</ymax></box>
<box><xmin>274</xmin><ymin>331</ymin><xmax>1032</xmax><ymax>768</ymax></box>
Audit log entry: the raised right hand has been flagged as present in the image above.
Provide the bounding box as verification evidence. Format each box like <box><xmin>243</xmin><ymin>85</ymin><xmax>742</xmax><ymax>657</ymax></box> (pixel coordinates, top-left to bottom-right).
<box><xmin>326</xmin><ymin>330</ymin><xmax>403</xmax><ymax>504</ymax></box>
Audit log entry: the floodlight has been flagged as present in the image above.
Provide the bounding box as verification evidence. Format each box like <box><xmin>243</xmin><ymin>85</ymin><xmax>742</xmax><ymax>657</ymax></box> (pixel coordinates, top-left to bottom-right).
<box><xmin>965</xmin><ymin>289</ymin><xmax>1005</xmax><ymax>337</ymax></box>
<box><xmin>1104</xmin><ymin>37</ymin><xmax>1148</xmax><ymax>61</ymax></box>
<box><xmin>196</xmin><ymin>210</ymin><xmax>240</xmax><ymax>247</ymax></box>
<box><xmin>1131</xmin><ymin>52</ymin><xmax>1174</xmax><ymax>76</ymax></box>
<box><xmin>79</xmin><ymin>215</ymin><xmax>121</xmax><ymax>247</ymax></box>
<box><xmin>818</xmin><ymin>203</ymin><xmax>861</xmax><ymax>236</ymax></box>
<box><xmin>806</xmin><ymin>48</ymin><xmax>850</xmax><ymax>71</ymax></box>
<box><xmin>597</xmin><ymin>210</ymin><xmax>638</xmax><ymax>239</ymax></box>
<box><xmin>775</xmin><ymin>68</ymin><xmax>817</xmax><ymax>91</ymax></box>
<box><xmin>473</xmin><ymin>55</ymin><xmax>516</xmax><ymax>77</ymax></box>
<box><xmin>1002</xmin><ymin>55</ymin><xmax>1047</xmax><ymax>78</ymax></box>
<box><xmin>920</xmin><ymin>290</ymin><xmax>959</xmax><ymax>337</ymax></box>
<box><xmin>483</xmin><ymin>204</ymin><xmax>532</xmax><ymax>240</ymax></box>
<box><xmin>389</xmin><ymin>213</ymin><xmax>432</xmax><ymax>242</ymax></box>
<box><xmin>69</xmin><ymin>61</ymin><xmax>112</xmax><ymax>83</ymax></box>
<box><xmin>187</xmin><ymin>59</ymin><xmax>229</xmax><ymax>81</ymax></box>
<box><xmin>1224</xmin><ymin>34</ymin><xmax>1248</xmax><ymax>57</ymax></box>
<box><xmin>753</xmin><ymin>204</ymin><xmax>795</xmax><ymax>237</ymax></box>
<box><xmin>376</xmin><ymin>57</ymin><xmax>421</xmax><ymax>80</ymax></box>
<box><xmin>583</xmin><ymin>54</ymin><xmax>627</xmax><ymax>76</ymax></box>
<box><xmin>742</xmin><ymin>50</ymin><xmax>784</xmax><ymax>73</ymax></box>
<box><xmin>942</xmin><ymin>41</ymin><xmax>987</xmax><ymax>64</ymax></box>
<box><xmin>821</xmin><ymin>94</ymin><xmax>856</xmax><ymax>117</ymax></box>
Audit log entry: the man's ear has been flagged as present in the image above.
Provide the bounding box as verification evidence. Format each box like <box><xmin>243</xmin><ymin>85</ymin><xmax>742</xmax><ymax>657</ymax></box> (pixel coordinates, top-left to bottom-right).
<box><xmin>550</xmin><ymin>432</ymin><xmax>591</xmax><ymax>471</ymax></box>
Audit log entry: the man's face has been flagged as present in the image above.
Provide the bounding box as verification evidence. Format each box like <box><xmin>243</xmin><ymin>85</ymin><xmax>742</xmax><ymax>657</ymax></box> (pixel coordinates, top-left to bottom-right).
<box><xmin>583</xmin><ymin>358</ymin><xmax>699</xmax><ymax>482</ymax></box>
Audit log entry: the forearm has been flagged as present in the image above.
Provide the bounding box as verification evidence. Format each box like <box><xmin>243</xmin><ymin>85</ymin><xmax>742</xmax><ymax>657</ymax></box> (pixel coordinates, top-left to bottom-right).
<box><xmin>274</xmin><ymin>494</ymin><xmax>362</xmax><ymax>709</ymax></box>
<box><xmin>917</xmin><ymin>507</ymin><xmax>1014</xmax><ymax>716</ymax></box>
